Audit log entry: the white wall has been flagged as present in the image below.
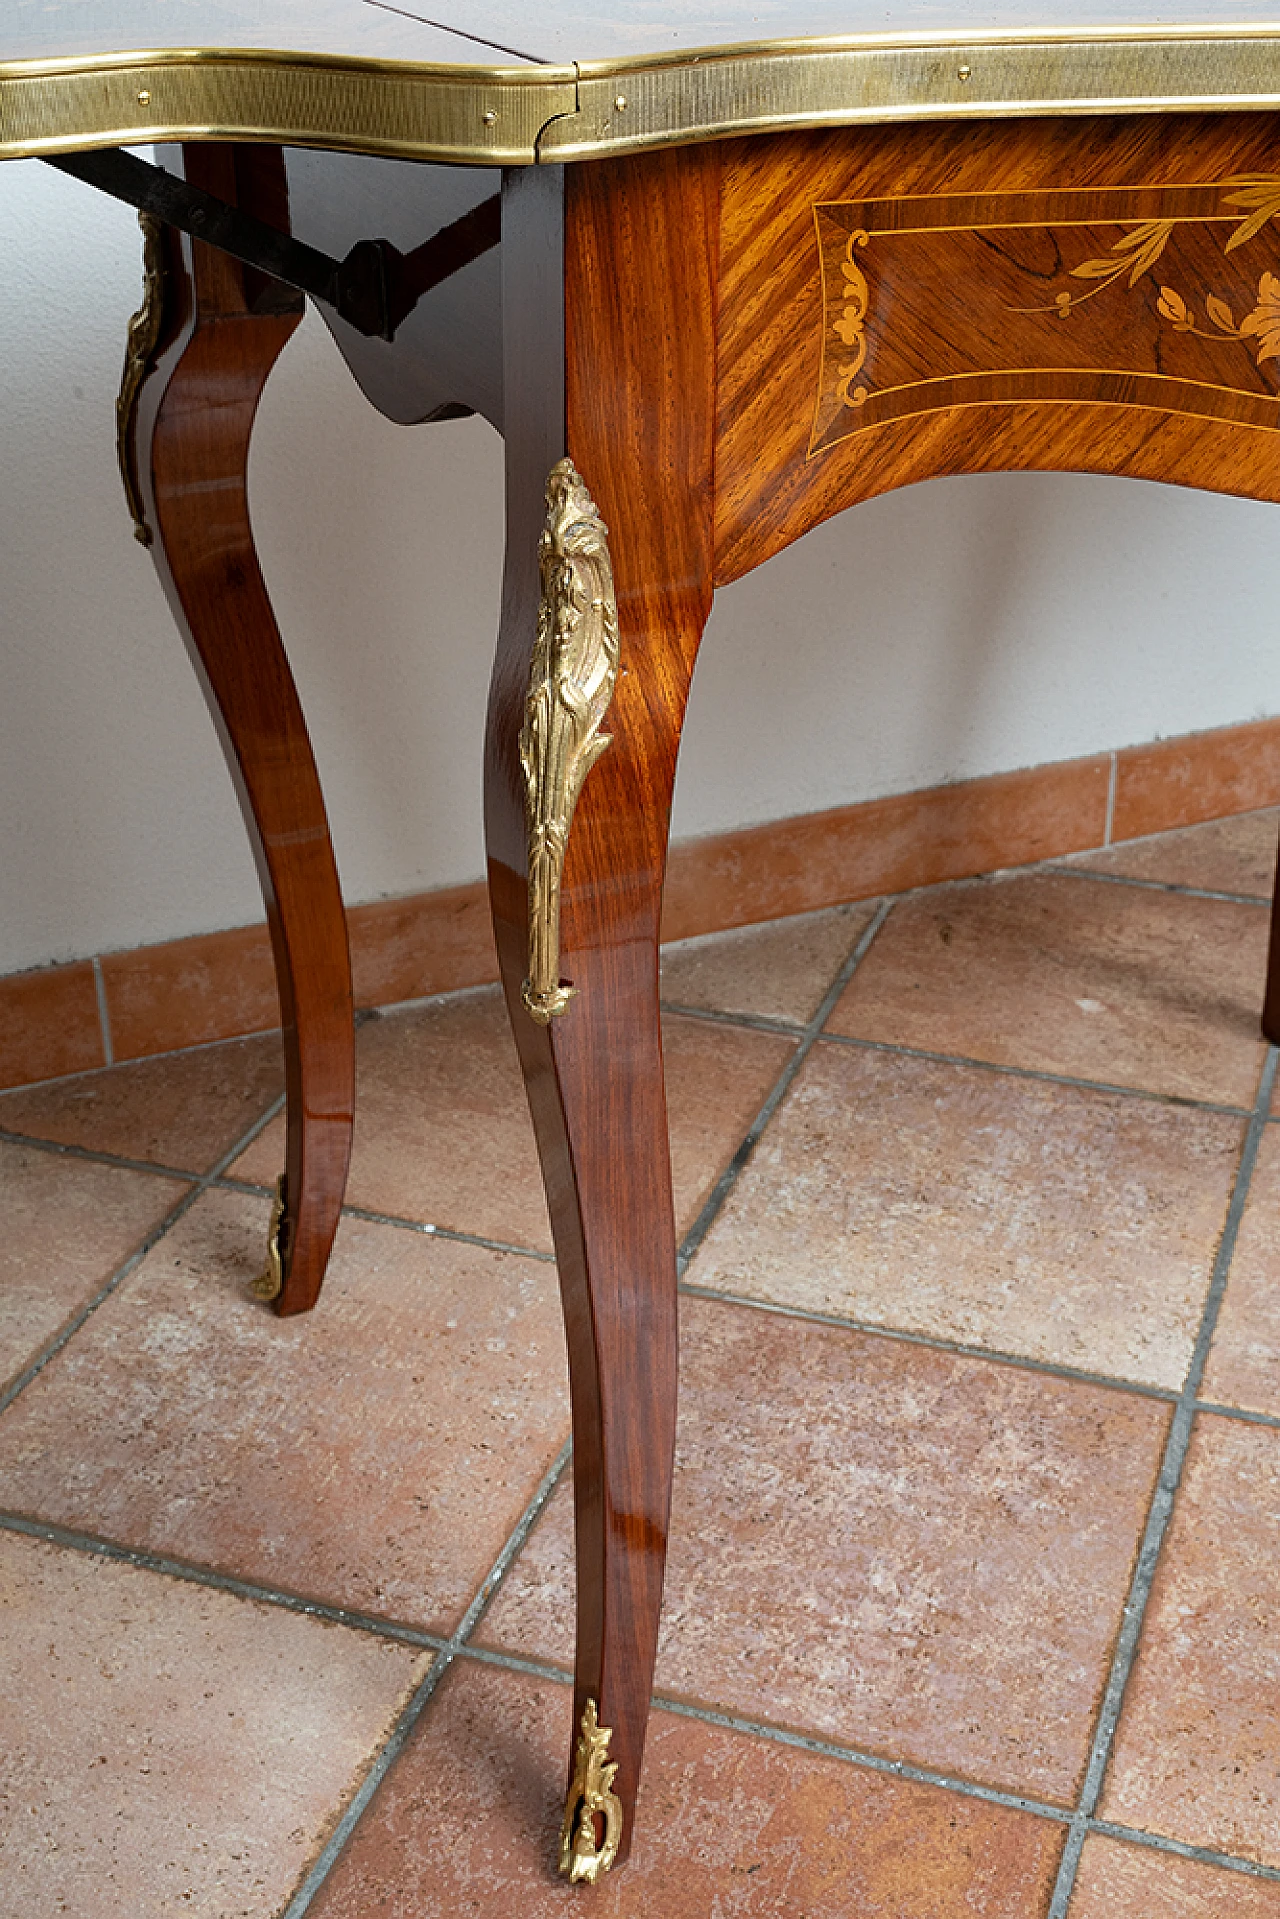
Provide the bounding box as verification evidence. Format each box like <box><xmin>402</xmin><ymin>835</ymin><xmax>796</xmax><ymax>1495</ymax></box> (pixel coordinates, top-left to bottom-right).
<box><xmin>2</xmin><ymin>157</ymin><xmax>1278</xmax><ymax>978</ymax></box>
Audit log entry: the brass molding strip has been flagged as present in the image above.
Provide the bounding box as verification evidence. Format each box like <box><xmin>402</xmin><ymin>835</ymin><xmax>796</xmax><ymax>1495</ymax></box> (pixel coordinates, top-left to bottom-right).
<box><xmin>6</xmin><ymin>28</ymin><xmax>1280</xmax><ymax>168</ymax></box>
<box><xmin>555</xmin><ymin>30</ymin><xmax>1280</xmax><ymax>162</ymax></box>
<box><xmin>0</xmin><ymin>47</ymin><xmax>576</xmax><ymax>165</ymax></box>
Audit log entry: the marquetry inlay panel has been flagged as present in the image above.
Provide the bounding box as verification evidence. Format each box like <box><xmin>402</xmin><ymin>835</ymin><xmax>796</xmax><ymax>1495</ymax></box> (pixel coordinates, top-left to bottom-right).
<box><xmin>811</xmin><ymin>179</ymin><xmax>1280</xmax><ymax>456</ymax></box>
<box><xmin>714</xmin><ymin>116</ymin><xmax>1280</xmax><ymax>584</ymax></box>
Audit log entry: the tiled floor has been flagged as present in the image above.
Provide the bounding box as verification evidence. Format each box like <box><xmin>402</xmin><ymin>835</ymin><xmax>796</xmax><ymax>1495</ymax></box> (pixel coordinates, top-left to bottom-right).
<box><xmin>5</xmin><ymin>807</ymin><xmax>1280</xmax><ymax>1915</ymax></box>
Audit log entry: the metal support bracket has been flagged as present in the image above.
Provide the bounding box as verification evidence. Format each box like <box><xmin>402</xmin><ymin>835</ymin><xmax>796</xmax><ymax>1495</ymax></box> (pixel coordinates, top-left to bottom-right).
<box><xmin>45</xmin><ymin>147</ymin><xmax>499</xmax><ymax>341</ymax></box>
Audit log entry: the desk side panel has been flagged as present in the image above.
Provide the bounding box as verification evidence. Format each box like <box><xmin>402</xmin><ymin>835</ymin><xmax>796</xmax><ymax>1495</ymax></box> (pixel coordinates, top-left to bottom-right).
<box><xmin>715</xmin><ymin>114</ymin><xmax>1280</xmax><ymax>583</ymax></box>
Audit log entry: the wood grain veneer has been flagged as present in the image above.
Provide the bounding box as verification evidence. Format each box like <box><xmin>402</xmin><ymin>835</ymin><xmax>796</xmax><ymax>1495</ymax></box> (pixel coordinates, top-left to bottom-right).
<box><xmin>716</xmin><ymin>114</ymin><xmax>1280</xmax><ymax>581</ymax></box>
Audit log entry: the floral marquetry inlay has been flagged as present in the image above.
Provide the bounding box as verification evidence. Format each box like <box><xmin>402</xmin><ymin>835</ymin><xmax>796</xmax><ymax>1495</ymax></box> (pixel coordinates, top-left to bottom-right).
<box><xmin>810</xmin><ymin>177</ymin><xmax>1280</xmax><ymax>458</ymax></box>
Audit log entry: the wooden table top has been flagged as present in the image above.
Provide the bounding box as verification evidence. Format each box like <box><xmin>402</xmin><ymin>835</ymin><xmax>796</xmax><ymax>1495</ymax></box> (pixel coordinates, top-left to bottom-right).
<box><xmin>6</xmin><ymin>2</ymin><xmax>1280</xmax><ymax>164</ymax></box>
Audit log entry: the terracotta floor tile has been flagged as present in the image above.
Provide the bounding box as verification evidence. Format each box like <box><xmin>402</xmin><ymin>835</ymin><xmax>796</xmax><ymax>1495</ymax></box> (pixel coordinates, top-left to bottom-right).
<box><xmin>0</xmin><ymin>1187</ymin><xmax>569</xmax><ymax>1635</ymax></box>
<box><xmin>1203</xmin><ymin>1127</ymin><xmax>1280</xmax><ymax>1416</ymax></box>
<box><xmin>1102</xmin><ymin>1414</ymin><xmax>1280</xmax><ymax>1864</ymax></box>
<box><xmin>0</xmin><ymin>1032</ymin><xmax>284</xmax><ymax>1172</ymax></box>
<box><xmin>309</xmin><ymin>1659</ymin><xmax>1065</xmax><ymax>1918</ymax></box>
<box><xmin>691</xmin><ymin>1046</ymin><xmax>1242</xmax><ymax>1388</ymax></box>
<box><xmin>660</xmin><ymin>901</ymin><xmax>880</xmax><ymax>1026</ymax></box>
<box><xmin>827</xmin><ymin>871</ymin><xmax>1269</xmax><ymax>1106</ymax></box>
<box><xmin>1071</xmin><ymin>1834</ymin><xmax>1280</xmax><ymax>1916</ymax></box>
<box><xmin>0</xmin><ymin>1529</ymin><xmax>425</xmax><ymax>1919</ymax></box>
<box><xmin>478</xmin><ymin>1296</ymin><xmax>1168</xmax><ymax>1802</ymax></box>
<box><xmin>0</xmin><ymin>1143</ymin><xmax>187</xmax><ymax>1394</ymax></box>
<box><xmin>234</xmin><ymin>992</ymin><xmax>792</xmax><ymax>1254</ymax></box>
<box><xmin>663</xmin><ymin>1014</ymin><xmax>795</xmax><ymax>1234</ymax></box>
<box><xmin>1070</xmin><ymin>809</ymin><xmax>1279</xmax><ymax>898</ymax></box>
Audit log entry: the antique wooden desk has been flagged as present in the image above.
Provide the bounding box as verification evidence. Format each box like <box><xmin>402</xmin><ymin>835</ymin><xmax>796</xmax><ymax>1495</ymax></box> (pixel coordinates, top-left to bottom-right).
<box><xmin>9</xmin><ymin>0</ymin><xmax>1280</xmax><ymax>1882</ymax></box>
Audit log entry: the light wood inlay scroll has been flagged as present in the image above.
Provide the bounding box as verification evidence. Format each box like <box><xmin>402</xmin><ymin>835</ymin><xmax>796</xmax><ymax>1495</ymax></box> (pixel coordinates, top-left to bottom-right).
<box><xmin>810</xmin><ymin>177</ymin><xmax>1280</xmax><ymax>456</ymax></box>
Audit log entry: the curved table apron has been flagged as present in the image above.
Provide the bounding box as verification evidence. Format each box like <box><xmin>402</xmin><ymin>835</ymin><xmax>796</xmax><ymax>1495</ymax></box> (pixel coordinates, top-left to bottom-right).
<box><xmin>9</xmin><ymin>4</ymin><xmax>1280</xmax><ymax>1879</ymax></box>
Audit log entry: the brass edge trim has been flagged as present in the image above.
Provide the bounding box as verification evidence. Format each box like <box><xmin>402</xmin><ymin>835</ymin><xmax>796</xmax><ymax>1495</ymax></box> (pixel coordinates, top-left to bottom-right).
<box><xmin>552</xmin><ymin>33</ymin><xmax>1280</xmax><ymax>161</ymax></box>
<box><xmin>520</xmin><ymin>458</ymin><xmax>620</xmax><ymax>1026</ymax></box>
<box><xmin>5</xmin><ymin>29</ymin><xmax>1280</xmax><ymax>166</ymax></box>
<box><xmin>0</xmin><ymin>47</ymin><xmax>576</xmax><ymax>166</ymax></box>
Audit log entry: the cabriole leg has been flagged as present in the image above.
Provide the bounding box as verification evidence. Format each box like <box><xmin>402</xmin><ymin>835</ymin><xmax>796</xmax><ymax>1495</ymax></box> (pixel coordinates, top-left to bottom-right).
<box><xmin>485</xmin><ymin>149</ymin><xmax>718</xmax><ymax>1873</ymax></box>
<box><xmin>126</xmin><ymin>144</ymin><xmax>354</xmax><ymax>1316</ymax></box>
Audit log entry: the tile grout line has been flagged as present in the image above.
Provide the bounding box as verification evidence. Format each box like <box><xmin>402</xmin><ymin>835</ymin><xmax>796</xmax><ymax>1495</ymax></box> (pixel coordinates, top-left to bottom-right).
<box><xmin>817</xmin><ymin>1030</ymin><xmax>1256</xmax><ymax>1118</ymax></box>
<box><xmin>661</xmin><ymin>998</ymin><xmax>807</xmax><ymax>1037</ymax></box>
<box><xmin>1103</xmin><ymin>752</ymin><xmax>1117</xmax><ymax>846</ymax></box>
<box><xmin>1047</xmin><ymin>1043</ymin><xmax>1280</xmax><ymax>1919</ymax></box>
<box><xmin>448</xmin><ymin>1439</ymin><xmax>573</xmax><ymax>1647</ymax></box>
<box><xmin>620</xmin><ymin>1701</ymin><xmax>1277</xmax><ymax>1882</ymax></box>
<box><xmin>463</xmin><ymin>1642</ymin><xmax>1074</xmax><ymax>1823</ymax></box>
<box><xmin>1088</xmin><ymin>1817</ymin><xmax>1280</xmax><ymax>1882</ymax></box>
<box><xmin>678</xmin><ymin>1279</ymin><xmax>1183</xmax><ymax>1405</ymax></box>
<box><xmin>661</xmin><ymin>1001</ymin><xmax>1261</xmax><ymax>1121</ymax></box>
<box><xmin>0</xmin><ymin>1510</ymin><xmax>449</xmax><ymax>1652</ymax></box>
<box><xmin>294</xmin><ymin>1196</ymin><xmax>557</xmax><ymax>1265</ymax></box>
<box><xmin>651</xmin><ymin>1697</ymin><xmax>1060</xmax><ymax>1826</ymax></box>
<box><xmin>278</xmin><ymin>1437</ymin><xmax>573</xmax><ymax>1919</ymax></box>
<box><xmin>677</xmin><ymin>899</ymin><xmax>896</xmax><ymax>1275</ymax></box>
<box><xmin>0</xmin><ymin>1093</ymin><xmax>286</xmax><ymax>1421</ymax></box>
<box><xmin>212</xmin><ymin>1177</ymin><xmax>561</xmax><ymax>1263</ymax></box>
<box><xmin>5</xmin><ymin>998</ymin><xmax>1266</xmax><ymax>1200</ymax></box>
<box><xmin>1044</xmin><ymin>863</ymin><xmax>1271</xmax><ymax>908</ymax></box>
<box><xmin>1195</xmin><ymin>1397</ymin><xmax>1280</xmax><ymax>1429</ymax></box>
<box><xmin>91</xmin><ymin>956</ymin><xmax>114</xmax><ymax>1068</ymax></box>
<box><xmin>0</xmin><ymin>1124</ymin><xmax>209</xmax><ymax>1186</ymax></box>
